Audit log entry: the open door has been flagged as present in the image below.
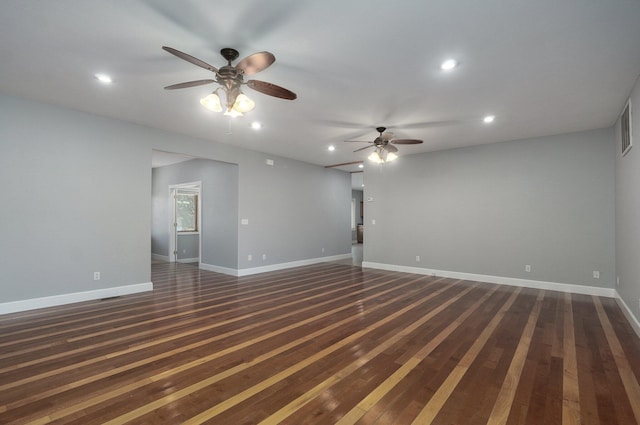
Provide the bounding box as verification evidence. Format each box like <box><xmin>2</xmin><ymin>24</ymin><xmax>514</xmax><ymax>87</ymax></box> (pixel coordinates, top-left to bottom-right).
<box><xmin>169</xmin><ymin>182</ymin><xmax>201</xmax><ymax>264</ymax></box>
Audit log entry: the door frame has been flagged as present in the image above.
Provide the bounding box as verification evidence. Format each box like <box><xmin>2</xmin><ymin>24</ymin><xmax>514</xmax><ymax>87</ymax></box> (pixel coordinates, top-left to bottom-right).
<box><xmin>169</xmin><ymin>181</ymin><xmax>202</xmax><ymax>263</ymax></box>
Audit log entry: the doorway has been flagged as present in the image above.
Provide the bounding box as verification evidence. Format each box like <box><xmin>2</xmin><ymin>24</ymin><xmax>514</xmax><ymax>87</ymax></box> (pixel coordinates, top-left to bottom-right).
<box><xmin>350</xmin><ymin>184</ymin><xmax>364</xmax><ymax>267</ymax></box>
<box><xmin>169</xmin><ymin>182</ymin><xmax>201</xmax><ymax>264</ymax></box>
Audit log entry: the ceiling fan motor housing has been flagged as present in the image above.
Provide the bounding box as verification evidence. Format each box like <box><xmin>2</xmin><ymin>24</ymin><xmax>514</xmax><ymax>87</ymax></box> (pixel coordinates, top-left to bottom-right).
<box><xmin>215</xmin><ymin>65</ymin><xmax>243</xmax><ymax>108</ymax></box>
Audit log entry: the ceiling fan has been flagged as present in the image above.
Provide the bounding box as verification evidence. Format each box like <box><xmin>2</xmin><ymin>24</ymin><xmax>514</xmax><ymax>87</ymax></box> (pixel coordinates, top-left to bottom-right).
<box><xmin>346</xmin><ymin>127</ymin><xmax>423</xmax><ymax>163</ymax></box>
<box><xmin>162</xmin><ymin>46</ymin><xmax>297</xmax><ymax>116</ymax></box>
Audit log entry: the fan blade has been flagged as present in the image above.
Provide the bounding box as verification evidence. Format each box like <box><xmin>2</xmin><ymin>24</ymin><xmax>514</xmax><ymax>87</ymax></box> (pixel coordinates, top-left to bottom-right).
<box><xmin>246</xmin><ymin>80</ymin><xmax>297</xmax><ymax>100</ymax></box>
<box><xmin>324</xmin><ymin>160</ymin><xmax>364</xmax><ymax>168</ymax></box>
<box><xmin>385</xmin><ymin>144</ymin><xmax>398</xmax><ymax>153</ymax></box>
<box><xmin>380</xmin><ymin>131</ymin><xmax>394</xmax><ymax>141</ymax></box>
<box><xmin>162</xmin><ymin>46</ymin><xmax>218</xmax><ymax>73</ymax></box>
<box><xmin>391</xmin><ymin>139</ymin><xmax>423</xmax><ymax>144</ymax></box>
<box><xmin>344</xmin><ymin>140</ymin><xmax>371</xmax><ymax>143</ymax></box>
<box><xmin>354</xmin><ymin>145</ymin><xmax>374</xmax><ymax>153</ymax></box>
<box><xmin>164</xmin><ymin>79</ymin><xmax>216</xmax><ymax>90</ymax></box>
<box><xmin>236</xmin><ymin>51</ymin><xmax>275</xmax><ymax>75</ymax></box>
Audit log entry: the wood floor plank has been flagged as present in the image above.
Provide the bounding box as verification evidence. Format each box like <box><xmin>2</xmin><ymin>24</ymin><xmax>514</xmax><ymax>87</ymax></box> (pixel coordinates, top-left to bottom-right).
<box><xmin>258</xmin><ymin>283</ymin><xmax>485</xmax><ymax>425</ymax></box>
<box><xmin>593</xmin><ymin>296</ymin><xmax>640</xmax><ymax>424</ymax></box>
<box><xmin>563</xmin><ymin>292</ymin><xmax>582</xmax><ymax>425</ymax></box>
<box><xmin>0</xmin><ymin>268</ymin><xmax>383</xmax><ymax>374</ymax></box>
<box><xmin>409</xmin><ymin>287</ymin><xmax>521</xmax><ymax>424</ymax></box>
<box><xmin>0</xmin><ymin>265</ymin><xmax>350</xmax><ymax>351</ymax></box>
<box><xmin>333</xmin><ymin>284</ymin><xmax>494</xmax><ymax>424</ymax></box>
<box><xmin>21</xmin><ymin>274</ymin><xmax>442</xmax><ymax>423</ymax></box>
<box><xmin>1</xmin><ymin>263</ymin><xmax>640</xmax><ymax>424</ymax></box>
<box><xmin>0</xmin><ymin>269</ymin><xmax>401</xmax><ymax>396</ymax></box>
<box><xmin>105</xmin><ymin>278</ymin><xmax>459</xmax><ymax>425</ymax></box>
<box><xmin>486</xmin><ymin>290</ymin><xmax>545</xmax><ymax>425</ymax></box>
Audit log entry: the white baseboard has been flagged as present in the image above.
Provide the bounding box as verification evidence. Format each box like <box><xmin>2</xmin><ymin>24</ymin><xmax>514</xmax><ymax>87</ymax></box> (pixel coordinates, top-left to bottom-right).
<box><xmin>615</xmin><ymin>291</ymin><xmax>640</xmax><ymax>338</ymax></box>
<box><xmin>237</xmin><ymin>254</ymin><xmax>352</xmax><ymax>277</ymax></box>
<box><xmin>200</xmin><ymin>253</ymin><xmax>353</xmax><ymax>277</ymax></box>
<box><xmin>199</xmin><ymin>263</ymin><xmax>239</xmax><ymax>276</ymax></box>
<box><xmin>0</xmin><ymin>282</ymin><xmax>154</xmax><ymax>315</ymax></box>
<box><xmin>152</xmin><ymin>253</ymin><xmax>169</xmax><ymax>262</ymax></box>
<box><xmin>362</xmin><ymin>262</ymin><xmax>616</xmax><ymax>298</ymax></box>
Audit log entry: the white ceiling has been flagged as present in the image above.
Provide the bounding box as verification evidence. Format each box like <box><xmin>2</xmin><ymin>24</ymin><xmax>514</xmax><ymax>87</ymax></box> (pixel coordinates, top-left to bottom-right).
<box><xmin>2</xmin><ymin>1</ymin><xmax>639</xmax><ymax>177</ymax></box>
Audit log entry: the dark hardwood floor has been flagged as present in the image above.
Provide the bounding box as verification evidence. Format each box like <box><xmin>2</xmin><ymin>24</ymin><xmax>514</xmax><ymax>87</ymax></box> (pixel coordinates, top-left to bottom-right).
<box><xmin>1</xmin><ymin>262</ymin><xmax>639</xmax><ymax>424</ymax></box>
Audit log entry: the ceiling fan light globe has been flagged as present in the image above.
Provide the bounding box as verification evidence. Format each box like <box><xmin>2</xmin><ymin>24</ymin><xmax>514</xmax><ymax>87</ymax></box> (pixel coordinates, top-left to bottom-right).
<box><xmin>386</xmin><ymin>151</ymin><xmax>398</xmax><ymax>162</ymax></box>
<box><xmin>368</xmin><ymin>151</ymin><xmax>383</xmax><ymax>164</ymax></box>
<box><xmin>232</xmin><ymin>93</ymin><xmax>255</xmax><ymax>113</ymax></box>
<box><xmin>200</xmin><ymin>93</ymin><xmax>222</xmax><ymax>112</ymax></box>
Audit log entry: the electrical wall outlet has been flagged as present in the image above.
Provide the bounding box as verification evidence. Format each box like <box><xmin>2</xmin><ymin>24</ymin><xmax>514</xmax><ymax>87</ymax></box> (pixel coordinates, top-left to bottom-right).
<box><xmin>415</xmin><ymin>255</ymin><xmax>421</xmax><ymax>262</ymax></box>
<box><xmin>593</xmin><ymin>271</ymin><xmax>600</xmax><ymax>279</ymax></box>
<box><xmin>262</xmin><ymin>254</ymin><xmax>267</xmax><ymax>261</ymax></box>
<box><xmin>525</xmin><ymin>265</ymin><xmax>531</xmax><ymax>273</ymax></box>
<box><xmin>93</xmin><ymin>272</ymin><xmax>100</xmax><ymax>281</ymax></box>
<box><xmin>248</xmin><ymin>254</ymin><xmax>252</xmax><ymax>261</ymax></box>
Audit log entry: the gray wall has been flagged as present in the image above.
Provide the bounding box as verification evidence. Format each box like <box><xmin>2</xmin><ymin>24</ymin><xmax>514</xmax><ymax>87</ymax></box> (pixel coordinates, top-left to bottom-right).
<box><xmin>0</xmin><ymin>95</ymin><xmax>151</xmax><ymax>302</ymax></box>
<box><xmin>615</xmin><ymin>75</ymin><xmax>640</xmax><ymax>322</ymax></box>
<box><xmin>236</xmin><ymin>155</ymin><xmax>352</xmax><ymax>269</ymax></box>
<box><xmin>152</xmin><ymin>158</ymin><xmax>239</xmax><ymax>269</ymax></box>
<box><xmin>0</xmin><ymin>93</ymin><xmax>351</xmax><ymax>306</ymax></box>
<box><xmin>363</xmin><ymin>128</ymin><xmax>616</xmax><ymax>288</ymax></box>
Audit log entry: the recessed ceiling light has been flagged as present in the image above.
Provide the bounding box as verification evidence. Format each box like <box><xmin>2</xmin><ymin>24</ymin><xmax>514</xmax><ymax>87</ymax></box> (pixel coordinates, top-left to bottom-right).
<box><xmin>328</xmin><ymin>145</ymin><xmax>335</xmax><ymax>151</ymax></box>
<box><xmin>94</xmin><ymin>73</ymin><xmax>113</xmax><ymax>84</ymax></box>
<box><xmin>483</xmin><ymin>115</ymin><xmax>495</xmax><ymax>123</ymax></box>
<box><xmin>440</xmin><ymin>59</ymin><xmax>457</xmax><ymax>71</ymax></box>
<box><xmin>361</xmin><ymin>184</ymin><xmax>365</xmax><ymax>187</ymax></box>
<box><xmin>251</xmin><ymin>121</ymin><xmax>262</xmax><ymax>130</ymax></box>
<box><xmin>358</xmin><ymin>164</ymin><xmax>364</xmax><ymax>168</ymax></box>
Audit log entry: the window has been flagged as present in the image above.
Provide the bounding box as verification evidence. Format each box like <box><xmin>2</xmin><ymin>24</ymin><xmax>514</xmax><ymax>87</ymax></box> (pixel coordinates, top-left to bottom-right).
<box><xmin>176</xmin><ymin>193</ymin><xmax>198</xmax><ymax>232</ymax></box>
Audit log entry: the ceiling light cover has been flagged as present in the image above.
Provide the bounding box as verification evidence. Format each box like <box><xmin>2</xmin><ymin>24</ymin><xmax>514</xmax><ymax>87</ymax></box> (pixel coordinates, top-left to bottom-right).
<box><xmin>328</xmin><ymin>145</ymin><xmax>335</xmax><ymax>151</ymax></box>
<box><xmin>251</xmin><ymin>121</ymin><xmax>262</xmax><ymax>130</ymax></box>
<box><xmin>441</xmin><ymin>59</ymin><xmax>457</xmax><ymax>70</ymax></box>
<box><xmin>200</xmin><ymin>92</ymin><xmax>223</xmax><ymax>112</ymax></box>
<box><xmin>368</xmin><ymin>151</ymin><xmax>383</xmax><ymax>163</ymax></box>
<box><xmin>483</xmin><ymin>115</ymin><xmax>495</xmax><ymax>123</ymax></box>
<box><xmin>95</xmin><ymin>73</ymin><xmax>113</xmax><ymax>84</ymax></box>
<box><xmin>368</xmin><ymin>147</ymin><xmax>399</xmax><ymax>164</ymax></box>
<box><xmin>385</xmin><ymin>151</ymin><xmax>398</xmax><ymax>162</ymax></box>
<box><xmin>232</xmin><ymin>93</ymin><xmax>255</xmax><ymax>113</ymax></box>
